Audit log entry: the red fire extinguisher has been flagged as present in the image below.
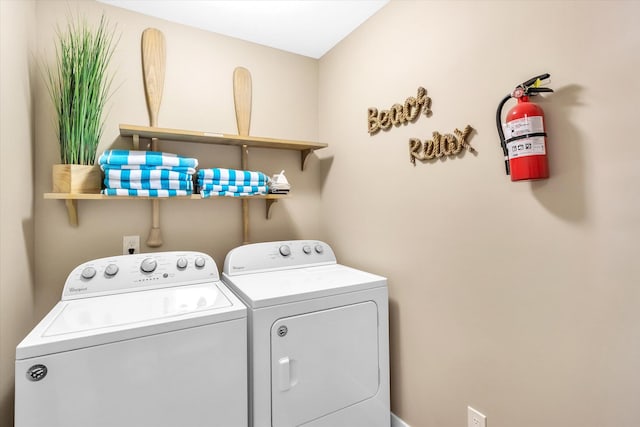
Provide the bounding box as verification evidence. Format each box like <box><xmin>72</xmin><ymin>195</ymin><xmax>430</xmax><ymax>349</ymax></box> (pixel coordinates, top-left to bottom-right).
<box><xmin>496</xmin><ymin>73</ymin><xmax>553</xmax><ymax>181</ymax></box>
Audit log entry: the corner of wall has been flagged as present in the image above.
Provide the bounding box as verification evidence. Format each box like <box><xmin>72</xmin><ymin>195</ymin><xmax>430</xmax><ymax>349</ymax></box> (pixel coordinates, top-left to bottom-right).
<box><xmin>0</xmin><ymin>0</ymin><xmax>37</xmax><ymax>425</ymax></box>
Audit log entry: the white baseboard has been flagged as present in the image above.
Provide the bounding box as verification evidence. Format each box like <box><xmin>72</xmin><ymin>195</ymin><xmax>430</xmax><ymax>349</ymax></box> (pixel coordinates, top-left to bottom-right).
<box><xmin>391</xmin><ymin>412</ymin><xmax>410</xmax><ymax>427</ymax></box>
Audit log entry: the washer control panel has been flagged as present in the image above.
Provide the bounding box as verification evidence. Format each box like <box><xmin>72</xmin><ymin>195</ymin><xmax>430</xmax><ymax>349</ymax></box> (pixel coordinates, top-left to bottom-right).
<box><xmin>223</xmin><ymin>240</ymin><xmax>336</xmax><ymax>276</ymax></box>
<box><xmin>62</xmin><ymin>251</ymin><xmax>219</xmax><ymax>300</ymax></box>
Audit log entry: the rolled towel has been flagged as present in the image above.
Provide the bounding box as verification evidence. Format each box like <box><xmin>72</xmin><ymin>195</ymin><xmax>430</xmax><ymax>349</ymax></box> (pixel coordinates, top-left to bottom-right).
<box><xmin>99</xmin><ymin>150</ymin><xmax>198</xmax><ymax>169</ymax></box>
<box><xmin>102</xmin><ymin>189</ymin><xmax>192</xmax><ymax>197</ymax></box>
<box><xmin>200</xmin><ymin>189</ymin><xmax>267</xmax><ymax>198</ymax></box>
<box><xmin>197</xmin><ymin>168</ymin><xmax>268</xmax><ymax>184</ymax></box>
<box><xmin>198</xmin><ymin>183</ymin><xmax>268</xmax><ymax>193</ymax></box>
<box><xmin>101</xmin><ymin>164</ymin><xmax>197</xmax><ymax>174</ymax></box>
<box><xmin>103</xmin><ymin>169</ymin><xmax>193</xmax><ymax>182</ymax></box>
<box><xmin>104</xmin><ymin>179</ymin><xmax>194</xmax><ymax>190</ymax></box>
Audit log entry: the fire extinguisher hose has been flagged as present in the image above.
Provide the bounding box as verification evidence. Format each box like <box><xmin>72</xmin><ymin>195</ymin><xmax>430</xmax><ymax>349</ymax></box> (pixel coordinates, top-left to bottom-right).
<box><xmin>496</xmin><ymin>94</ymin><xmax>512</xmax><ymax>175</ymax></box>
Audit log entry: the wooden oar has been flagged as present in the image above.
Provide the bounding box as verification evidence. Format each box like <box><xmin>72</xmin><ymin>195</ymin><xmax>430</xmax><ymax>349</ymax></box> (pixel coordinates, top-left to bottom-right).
<box><xmin>233</xmin><ymin>67</ymin><xmax>252</xmax><ymax>244</ymax></box>
<box><xmin>142</xmin><ymin>28</ymin><xmax>166</xmax><ymax>247</ymax></box>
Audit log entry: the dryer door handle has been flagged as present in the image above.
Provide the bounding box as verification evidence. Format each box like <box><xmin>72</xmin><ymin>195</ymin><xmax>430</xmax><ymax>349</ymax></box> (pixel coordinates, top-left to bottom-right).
<box><xmin>278</xmin><ymin>356</ymin><xmax>297</xmax><ymax>391</ymax></box>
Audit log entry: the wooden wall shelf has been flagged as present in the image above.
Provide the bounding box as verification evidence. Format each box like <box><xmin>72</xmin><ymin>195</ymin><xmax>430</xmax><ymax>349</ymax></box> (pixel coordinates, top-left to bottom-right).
<box><xmin>120</xmin><ymin>124</ymin><xmax>327</xmax><ymax>171</ymax></box>
<box><xmin>45</xmin><ymin>193</ymin><xmax>287</xmax><ymax>227</ymax></box>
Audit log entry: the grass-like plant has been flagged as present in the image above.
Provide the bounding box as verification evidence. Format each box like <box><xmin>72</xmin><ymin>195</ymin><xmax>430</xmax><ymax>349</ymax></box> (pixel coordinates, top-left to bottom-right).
<box><xmin>45</xmin><ymin>14</ymin><xmax>117</xmax><ymax>165</ymax></box>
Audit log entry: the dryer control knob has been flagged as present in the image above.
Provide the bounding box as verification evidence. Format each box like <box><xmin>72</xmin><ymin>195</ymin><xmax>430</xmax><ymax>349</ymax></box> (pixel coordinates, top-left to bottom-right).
<box><xmin>314</xmin><ymin>244</ymin><xmax>324</xmax><ymax>254</ymax></box>
<box><xmin>140</xmin><ymin>258</ymin><xmax>157</xmax><ymax>273</ymax></box>
<box><xmin>302</xmin><ymin>245</ymin><xmax>312</xmax><ymax>254</ymax></box>
<box><xmin>279</xmin><ymin>245</ymin><xmax>291</xmax><ymax>257</ymax></box>
<box><xmin>104</xmin><ymin>264</ymin><xmax>119</xmax><ymax>277</ymax></box>
<box><xmin>176</xmin><ymin>257</ymin><xmax>188</xmax><ymax>269</ymax></box>
<box><xmin>194</xmin><ymin>256</ymin><xmax>206</xmax><ymax>268</ymax></box>
<box><xmin>81</xmin><ymin>266</ymin><xmax>96</xmax><ymax>280</ymax></box>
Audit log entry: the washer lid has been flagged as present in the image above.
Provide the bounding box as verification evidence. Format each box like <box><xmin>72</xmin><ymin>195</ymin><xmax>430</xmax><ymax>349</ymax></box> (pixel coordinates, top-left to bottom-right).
<box><xmin>16</xmin><ymin>282</ymin><xmax>246</xmax><ymax>360</ymax></box>
<box><xmin>222</xmin><ymin>264</ymin><xmax>386</xmax><ymax>309</ymax></box>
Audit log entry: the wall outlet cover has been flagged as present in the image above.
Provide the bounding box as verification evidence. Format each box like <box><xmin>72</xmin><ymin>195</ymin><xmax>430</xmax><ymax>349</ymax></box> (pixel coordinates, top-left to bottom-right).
<box><xmin>123</xmin><ymin>235</ymin><xmax>140</xmax><ymax>255</ymax></box>
<box><xmin>468</xmin><ymin>406</ymin><xmax>486</xmax><ymax>427</ymax></box>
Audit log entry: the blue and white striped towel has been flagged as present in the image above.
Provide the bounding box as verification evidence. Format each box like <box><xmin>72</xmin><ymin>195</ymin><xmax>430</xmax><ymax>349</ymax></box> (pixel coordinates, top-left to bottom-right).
<box><xmin>199</xmin><ymin>179</ymin><xmax>268</xmax><ymax>187</ymax></box>
<box><xmin>104</xmin><ymin>169</ymin><xmax>193</xmax><ymax>182</ymax></box>
<box><xmin>197</xmin><ymin>168</ymin><xmax>268</xmax><ymax>184</ymax></box>
<box><xmin>198</xmin><ymin>184</ymin><xmax>268</xmax><ymax>193</ymax></box>
<box><xmin>102</xmin><ymin>189</ymin><xmax>192</xmax><ymax>197</ymax></box>
<box><xmin>99</xmin><ymin>150</ymin><xmax>198</xmax><ymax>168</ymax></box>
<box><xmin>104</xmin><ymin>179</ymin><xmax>193</xmax><ymax>190</ymax></box>
<box><xmin>200</xmin><ymin>190</ymin><xmax>267</xmax><ymax>198</ymax></box>
<box><xmin>101</xmin><ymin>164</ymin><xmax>197</xmax><ymax>174</ymax></box>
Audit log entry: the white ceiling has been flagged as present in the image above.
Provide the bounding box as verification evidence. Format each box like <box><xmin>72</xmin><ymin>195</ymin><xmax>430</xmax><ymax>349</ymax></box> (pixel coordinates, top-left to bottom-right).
<box><xmin>97</xmin><ymin>0</ymin><xmax>389</xmax><ymax>58</ymax></box>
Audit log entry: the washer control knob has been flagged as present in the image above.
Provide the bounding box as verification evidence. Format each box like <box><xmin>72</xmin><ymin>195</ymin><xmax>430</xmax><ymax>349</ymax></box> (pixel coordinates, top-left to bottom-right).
<box><xmin>314</xmin><ymin>244</ymin><xmax>324</xmax><ymax>254</ymax></box>
<box><xmin>81</xmin><ymin>266</ymin><xmax>96</xmax><ymax>280</ymax></box>
<box><xmin>176</xmin><ymin>257</ymin><xmax>188</xmax><ymax>269</ymax></box>
<box><xmin>194</xmin><ymin>256</ymin><xmax>206</xmax><ymax>268</ymax></box>
<box><xmin>140</xmin><ymin>258</ymin><xmax>157</xmax><ymax>273</ymax></box>
<box><xmin>104</xmin><ymin>264</ymin><xmax>119</xmax><ymax>277</ymax></box>
<box><xmin>302</xmin><ymin>245</ymin><xmax>312</xmax><ymax>254</ymax></box>
<box><xmin>279</xmin><ymin>245</ymin><xmax>291</xmax><ymax>257</ymax></box>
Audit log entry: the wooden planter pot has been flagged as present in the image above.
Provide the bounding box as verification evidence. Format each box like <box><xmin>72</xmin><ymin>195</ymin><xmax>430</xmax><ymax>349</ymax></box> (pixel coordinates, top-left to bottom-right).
<box><xmin>52</xmin><ymin>164</ymin><xmax>102</xmax><ymax>194</ymax></box>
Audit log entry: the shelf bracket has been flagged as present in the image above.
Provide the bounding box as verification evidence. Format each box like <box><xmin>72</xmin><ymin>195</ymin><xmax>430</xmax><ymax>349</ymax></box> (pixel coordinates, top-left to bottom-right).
<box><xmin>266</xmin><ymin>198</ymin><xmax>278</xmax><ymax>219</ymax></box>
<box><xmin>132</xmin><ymin>133</ymin><xmax>140</xmax><ymax>150</ymax></box>
<box><xmin>64</xmin><ymin>199</ymin><xmax>79</xmax><ymax>227</ymax></box>
<box><xmin>301</xmin><ymin>149</ymin><xmax>314</xmax><ymax>171</ymax></box>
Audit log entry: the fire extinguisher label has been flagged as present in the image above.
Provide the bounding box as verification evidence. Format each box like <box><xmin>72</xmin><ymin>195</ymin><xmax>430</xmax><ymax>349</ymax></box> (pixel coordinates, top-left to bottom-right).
<box><xmin>507</xmin><ymin>136</ymin><xmax>546</xmax><ymax>159</ymax></box>
<box><xmin>503</xmin><ymin>116</ymin><xmax>544</xmax><ymax>139</ymax></box>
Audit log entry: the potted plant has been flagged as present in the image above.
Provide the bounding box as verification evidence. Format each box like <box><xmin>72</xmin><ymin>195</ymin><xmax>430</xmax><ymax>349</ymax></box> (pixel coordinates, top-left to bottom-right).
<box><xmin>45</xmin><ymin>14</ymin><xmax>117</xmax><ymax>193</ymax></box>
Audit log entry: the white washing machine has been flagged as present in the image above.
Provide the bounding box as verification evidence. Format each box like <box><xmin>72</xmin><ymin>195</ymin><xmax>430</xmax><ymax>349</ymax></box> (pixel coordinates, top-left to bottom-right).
<box><xmin>222</xmin><ymin>240</ymin><xmax>390</xmax><ymax>427</ymax></box>
<box><xmin>15</xmin><ymin>251</ymin><xmax>247</xmax><ymax>427</ymax></box>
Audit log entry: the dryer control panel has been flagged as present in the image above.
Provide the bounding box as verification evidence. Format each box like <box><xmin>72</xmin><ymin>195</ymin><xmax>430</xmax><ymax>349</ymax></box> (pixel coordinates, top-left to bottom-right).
<box><xmin>62</xmin><ymin>251</ymin><xmax>219</xmax><ymax>300</ymax></box>
<box><xmin>223</xmin><ymin>240</ymin><xmax>336</xmax><ymax>276</ymax></box>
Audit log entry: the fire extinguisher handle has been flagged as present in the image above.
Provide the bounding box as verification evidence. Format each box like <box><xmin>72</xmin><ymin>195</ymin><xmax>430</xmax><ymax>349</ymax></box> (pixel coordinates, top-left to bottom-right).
<box><xmin>529</xmin><ymin>87</ymin><xmax>554</xmax><ymax>94</ymax></box>
<box><xmin>521</xmin><ymin>73</ymin><xmax>550</xmax><ymax>88</ymax></box>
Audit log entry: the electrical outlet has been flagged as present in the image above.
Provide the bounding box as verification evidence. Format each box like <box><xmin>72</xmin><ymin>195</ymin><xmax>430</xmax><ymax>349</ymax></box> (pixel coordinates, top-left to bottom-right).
<box><xmin>123</xmin><ymin>235</ymin><xmax>140</xmax><ymax>255</ymax></box>
<box><xmin>468</xmin><ymin>407</ymin><xmax>486</xmax><ymax>427</ymax></box>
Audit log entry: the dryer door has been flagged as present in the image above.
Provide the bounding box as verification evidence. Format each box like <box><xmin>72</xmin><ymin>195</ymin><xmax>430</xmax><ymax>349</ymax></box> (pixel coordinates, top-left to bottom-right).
<box><xmin>271</xmin><ymin>301</ymin><xmax>379</xmax><ymax>427</ymax></box>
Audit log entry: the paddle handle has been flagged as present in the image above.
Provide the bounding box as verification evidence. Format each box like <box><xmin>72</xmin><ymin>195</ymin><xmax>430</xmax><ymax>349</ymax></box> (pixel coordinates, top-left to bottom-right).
<box><xmin>234</xmin><ymin>67</ymin><xmax>252</xmax><ymax>244</ymax></box>
<box><xmin>141</xmin><ymin>28</ymin><xmax>166</xmax><ymax>247</ymax></box>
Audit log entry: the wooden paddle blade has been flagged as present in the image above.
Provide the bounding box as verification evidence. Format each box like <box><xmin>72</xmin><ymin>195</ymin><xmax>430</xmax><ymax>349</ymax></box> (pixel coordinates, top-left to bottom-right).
<box><xmin>141</xmin><ymin>28</ymin><xmax>166</xmax><ymax>127</ymax></box>
<box><xmin>233</xmin><ymin>67</ymin><xmax>252</xmax><ymax>136</ymax></box>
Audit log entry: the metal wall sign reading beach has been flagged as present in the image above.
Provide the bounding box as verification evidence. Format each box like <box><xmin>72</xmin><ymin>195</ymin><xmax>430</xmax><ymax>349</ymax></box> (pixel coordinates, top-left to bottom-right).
<box><xmin>367</xmin><ymin>86</ymin><xmax>475</xmax><ymax>165</ymax></box>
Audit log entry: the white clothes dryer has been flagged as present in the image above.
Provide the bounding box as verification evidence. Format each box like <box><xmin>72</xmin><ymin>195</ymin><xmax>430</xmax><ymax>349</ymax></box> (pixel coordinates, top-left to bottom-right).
<box><xmin>15</xmin><ymin>251</ymin><xmax>247</xmax><ymax>427</ymax></box>
<box><xmin>222</xmin><ymin>240</ymin><xmax>390</xmax><ymax>427</ymax></box>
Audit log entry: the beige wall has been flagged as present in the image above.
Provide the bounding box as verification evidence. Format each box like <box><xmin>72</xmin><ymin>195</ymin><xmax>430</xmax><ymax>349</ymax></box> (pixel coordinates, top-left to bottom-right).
<box><xmin>0</xmin><ymin>0</ymin><xmax>37</xmax><ymax>425</ymax></box>
<box><xmin>33</xmin><ymin>0</ymin><xmax>321</xmax><ymax>319</ymax></box>
<box><xmin>318</xmin><ymin>1</ymin><xmax>639</xmax><ymax>426</ymax></box>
